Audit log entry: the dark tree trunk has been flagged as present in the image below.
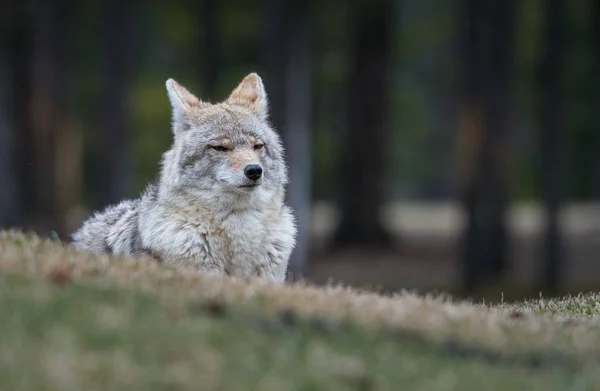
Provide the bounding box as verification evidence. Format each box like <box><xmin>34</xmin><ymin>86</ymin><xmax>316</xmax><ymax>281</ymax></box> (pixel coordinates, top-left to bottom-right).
<box><xmin>94</xmin><ymin>0</ymin><xmax>133</xmax><ymax>208</ymax></box>
<box><xmin>0</xmin><ymin>3</ymin><xmax>21</xmax><ymax>228</ymax></box>
<box><xmin>9</xmin><ymin>3</ymin><xmax>33</xmax><ymax>231</ymax></box>
<box><xmin>0</xmin><ymin>59</ymin><xmax>19</xmax><ymax>228</ymax></box>
<box><xmin>28</xmin><ymin>0</ymin><xmax>79</xmax><ymax>237</ymax></box>
<box><xmin>591</xmin><ymin>0</ymin><xmax>600</xmax><ymax>197</ymax></box>
<box><xmin>458</xmin><ymin>0</ymin><xmax>515</xmax><ymax>293</ymax></box>
<box><xmin>261</xmin><ymin>0</ymin><xmax>286</xmax><ymax>132</ymax></box>
<box><xmin>282</xmin><ymin>2</ymin><xmax>312</xmax><ymax>280</ymax></box>
<box><xmin>458</xmin><ymin>0</ymin><xmax>483</xmax><ymax>293</ymax></box>
<box><xmin>538</xmin><ymin>0</ymin><xmax>566</xmax><ymax>293</ymax></box>
<box><xmin>333</xmin><ymin>0</ymin><xmax>393</xmax><ymax>248</ymax></box>
<box><xmin>261</xmin><ymin>0</ymin><xmax>313</xmax><ymax>280</ymax></box>
<box><xmin>479</xmin><ymin>0</ymin><xmax>515</xmax><ymax>283</ymax></box>
<box><xmin>199</xmin><ymin>0</ymin><xmax>220</xmax><ymax>100</ymax></box>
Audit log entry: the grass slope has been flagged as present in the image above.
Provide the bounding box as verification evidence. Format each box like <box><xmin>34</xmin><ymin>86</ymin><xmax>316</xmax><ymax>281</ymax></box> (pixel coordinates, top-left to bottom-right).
<box><xmin>1</xmin><ymin>230</ymin><xmax>600</xmax><ymax>390</ymax></box>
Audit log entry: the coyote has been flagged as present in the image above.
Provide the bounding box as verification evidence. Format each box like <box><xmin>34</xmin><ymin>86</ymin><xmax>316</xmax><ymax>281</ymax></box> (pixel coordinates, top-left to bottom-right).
<box><xmin>71</xmin><ymin>73</ymin><xmax>296</xmax><ymax>282</ymax></box>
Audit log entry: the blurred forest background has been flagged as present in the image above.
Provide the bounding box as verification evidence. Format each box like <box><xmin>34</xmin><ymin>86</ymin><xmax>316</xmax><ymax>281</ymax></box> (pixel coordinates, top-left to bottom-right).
<box><xmin>2</xmin><ymin>0</ymin><xmax>600</xmax><ymax>300</ymax></box>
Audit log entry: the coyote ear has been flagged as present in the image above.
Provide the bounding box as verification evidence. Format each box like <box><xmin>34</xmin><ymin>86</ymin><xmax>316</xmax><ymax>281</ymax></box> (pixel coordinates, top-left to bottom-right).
<box><xmin>226</xmin><ymin>73</ymin><xmax>268</xmax><ymax>120</ymax></box>
<box><xmin>165</xmin><ymin>78</ymin><xmax>202</xmax><ymax>122</ymax></box>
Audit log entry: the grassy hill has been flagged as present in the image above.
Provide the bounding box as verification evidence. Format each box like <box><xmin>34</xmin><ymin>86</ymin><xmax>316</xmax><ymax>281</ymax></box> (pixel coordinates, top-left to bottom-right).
<box><xmin>1</xmin><ymin>230</ymin><xmax>600</xmax><ymax>390</ymax></box>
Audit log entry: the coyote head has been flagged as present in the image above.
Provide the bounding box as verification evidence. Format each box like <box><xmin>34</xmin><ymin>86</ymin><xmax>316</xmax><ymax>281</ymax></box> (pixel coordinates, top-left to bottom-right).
<box><xmin>159</xmin><ymin>73</ymin><xmax>288</xmax><ymax>207</ymax></box>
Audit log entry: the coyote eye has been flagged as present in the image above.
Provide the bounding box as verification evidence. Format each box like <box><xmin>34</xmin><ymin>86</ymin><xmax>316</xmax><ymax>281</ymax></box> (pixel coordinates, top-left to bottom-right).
<box><xmin>210</xmin><ymin>145</ymin><xmax>229</xmax><ymax>152</ymax></box>
<box><xmin>254</xmin><ymin>143</ymin><xmax>265</xmax><ymax>150</ymax></box>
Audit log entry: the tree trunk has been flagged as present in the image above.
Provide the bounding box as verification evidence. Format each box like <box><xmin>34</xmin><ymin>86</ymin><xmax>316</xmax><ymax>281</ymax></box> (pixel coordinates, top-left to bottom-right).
<box><xmin>457</xmin><ymin>0</ymin><xmax>483</xmax><ymax>293</ymax></box>
<box><xmin>283</xmin><ymin>2</ymin><xmax>312</xmax><ymax>280</ymax></box>
<box><xmin>28</xmin><ymin>0</ymin><xmax>80</xmax><ymax>237</ymax></box>
<box><xmin>538</xmin><ymin>0</ymin><xmax>566</xmax><ymax>293</ymax></box>
<box><xmin>333</xmin><ymin>0</ymin><xmax>393</xmax><ymax>248</ymax></box>
<box><xmin>9</xmin><ymin>4</ymin><xmax>33</xmax><ymax>232</ymax></box>
<box><xmin>0</xmin><ymin>6</ymin><xmax>21</xmax><ymax>228</ymax></box>
<box><xmin>199</xmin><ymin>0</ymin><xmax>220</xmax><ymax>100</ymax></box>
<box><xmin>261</xmin><ymin>0</ymin><xmax>313</xmax><ymax>280</ymax></box>
<box><xmin>591</xmin><ymin>0</ymin><xmax>600</xmax><ymax>198</ymax></box>
<box><xmin>458</xmin><ymin>0</ymin><xmax>515</xmax><ymax>293</ymax></box>
<box><xmin>260</xmin><ymin>0</ymin><xmax>286</xmax><ymax>131</ymax></box>
<box><xmin>94</xmin><ymin>0</ymin><xmax>133</xmax><ymax>208</ymax></box>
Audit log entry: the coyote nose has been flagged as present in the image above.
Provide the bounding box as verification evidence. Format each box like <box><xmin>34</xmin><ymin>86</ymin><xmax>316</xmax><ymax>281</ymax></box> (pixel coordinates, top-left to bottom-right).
<box><xmin>244</xmin><ymin>164</ymin><xmax>263</xmax><ymax>180</ymax></box>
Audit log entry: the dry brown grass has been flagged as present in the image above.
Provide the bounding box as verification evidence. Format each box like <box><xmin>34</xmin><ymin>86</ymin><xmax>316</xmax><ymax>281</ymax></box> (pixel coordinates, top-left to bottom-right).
<box><xmin>2</xmin><ymin>229</ymin><xmax>600</xmax><ymax>359</ymax></box>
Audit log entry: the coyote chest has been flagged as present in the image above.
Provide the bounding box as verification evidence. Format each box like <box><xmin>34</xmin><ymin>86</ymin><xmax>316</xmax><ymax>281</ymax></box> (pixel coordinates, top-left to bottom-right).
<box><xmin>208</xmin><ymin>210</ymin><xmax>273</xmax><ymax>275</ymax></box>
<box><xmin>144</xmin><ymin>207</ymin><xmax>285</xmax><ymax>280</ymax></box>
